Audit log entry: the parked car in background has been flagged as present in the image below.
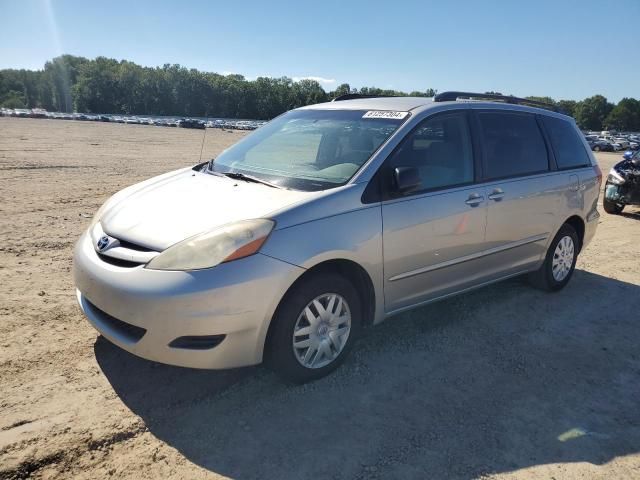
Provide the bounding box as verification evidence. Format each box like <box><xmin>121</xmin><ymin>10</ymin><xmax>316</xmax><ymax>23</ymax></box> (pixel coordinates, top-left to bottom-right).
<box><xmin>588</xmin><ymin>139</ymin><xmax>614</xmax><ymax>152</ymax></box>
<box><xmin>177</xmin><ymin>118</ymin><xmax>205</xmax><ymax>129</ymax></box>
<box><xmin>73</xmin><ymin>92</ymin><xmax>602</xmax><ymax>382</ymax></box>
<box><xmin>600</xmin><ymin>138</ymin><xmax>623</xmax><ymax>151</ymax></box>
<box><xmin>30</xmin><ymin>108</ymin><xmax>47</xmax><ymax>118</ymax></box>
<box><xmin>604</xmin><ymin>149</ymin><xmax>640</xmax><ymax>214</ymax></box>
<box><xmin>614</xmin><ymin>137</ymin><xmax>630</xmax><ymax>149</ymax></box>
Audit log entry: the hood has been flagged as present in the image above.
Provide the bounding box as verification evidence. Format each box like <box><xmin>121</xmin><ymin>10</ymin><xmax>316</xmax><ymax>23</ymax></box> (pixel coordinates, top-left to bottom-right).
<box><xmin>615</xmin><ymin>158</ymin><xmax>640</xmax><ymax>173</ymax></box>
<box><xmin>100</xmin><ymin>169</ymin><xmax>313</xmax><ymax>251</ymax></box>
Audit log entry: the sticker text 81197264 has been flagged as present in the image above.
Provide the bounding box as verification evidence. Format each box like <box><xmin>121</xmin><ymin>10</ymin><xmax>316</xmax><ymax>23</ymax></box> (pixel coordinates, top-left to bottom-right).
<box><xmin>362</xmin><ymin>111</ymin><xmax>409</xmax><ymax>120</ymax></box>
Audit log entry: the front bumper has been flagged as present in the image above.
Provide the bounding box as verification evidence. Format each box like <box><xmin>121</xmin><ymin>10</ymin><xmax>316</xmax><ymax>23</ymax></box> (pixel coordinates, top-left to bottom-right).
<box><xmin>73</xmin><ymin>231</ymin><xmax>304</xmax><ymax>369</ymax></box>
<box><xmin>605</xmin><ymin>181</ymin><xmax>640</xmax><ymax>205</ymax></box>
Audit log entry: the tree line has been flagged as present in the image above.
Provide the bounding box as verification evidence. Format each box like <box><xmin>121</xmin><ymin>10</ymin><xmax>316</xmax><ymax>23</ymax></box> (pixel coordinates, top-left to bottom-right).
<box><xmin>1</xmin><ymin>55</ymin><xmax>638</xmax><ymax>131</ymax></box>
<box><xmin>0</xmin><ymin>55</ymin><xmax>434</xmax><ymax>120</ymax></box>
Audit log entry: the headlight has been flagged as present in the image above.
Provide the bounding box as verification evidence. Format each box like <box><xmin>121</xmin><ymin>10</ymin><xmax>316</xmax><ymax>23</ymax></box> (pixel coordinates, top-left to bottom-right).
<box><xmin>607</xmin><ymin>168</ymin><xmax>625</xmax><ymax>185</ymax></box>
<box><xmin>146</xmin><ymin>219</ymin><xmax>275</xmax><ymax>271</ymax></box>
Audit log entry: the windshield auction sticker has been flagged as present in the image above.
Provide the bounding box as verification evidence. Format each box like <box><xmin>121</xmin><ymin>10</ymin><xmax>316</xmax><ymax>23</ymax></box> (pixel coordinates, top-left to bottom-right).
<box><xmin>363</xmin><ymin>110</ymin><xmax>409</xmax><ymax>119</ymax></box>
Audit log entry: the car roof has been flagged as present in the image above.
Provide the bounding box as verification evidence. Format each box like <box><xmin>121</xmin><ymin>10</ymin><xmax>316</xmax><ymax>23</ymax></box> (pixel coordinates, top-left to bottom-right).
<box><xmin>299</xmin><ymin>96</ymin><xmax>433</xmax><ymax>112</ymax></box>
<box><xmin>298</xmin><ymin>96</ymin><xmax>572</xmax><ymax>120</ymax></box>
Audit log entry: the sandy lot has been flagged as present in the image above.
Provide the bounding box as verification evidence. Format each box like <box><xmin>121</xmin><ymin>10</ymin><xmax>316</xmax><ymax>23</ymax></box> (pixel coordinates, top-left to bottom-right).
<box><xmin>0</xmin><ymin>117</ymin><xmax>639</xmax><ymax>480</ymax></box>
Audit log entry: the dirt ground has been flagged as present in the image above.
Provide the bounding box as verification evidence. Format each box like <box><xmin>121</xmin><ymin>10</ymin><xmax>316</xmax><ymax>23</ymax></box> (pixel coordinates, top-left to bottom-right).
<box><xmin>0</xmin><ymin>117</ymin><xmax>639</xmax><ymax>480</ymax></box>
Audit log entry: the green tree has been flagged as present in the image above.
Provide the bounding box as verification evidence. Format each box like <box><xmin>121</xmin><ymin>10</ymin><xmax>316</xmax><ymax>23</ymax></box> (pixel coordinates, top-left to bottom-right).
<box><xmin>525</xmin><ymin>96</ymin><xmax>556</xmax><ymax>105</ymax></box>
<box><xmin>574</xmin><ymin>95</ymin><xmax>614</xmax><ymax>131</ymax></box>
<box><xmin>557</xmin><ymin>100</ymin><xmax>578</xmax><ymax>118</ymax></box>
<box><xmin>73</xmin><ymin>57</ymin><xmax>122</xmax><ymax>113</ymax></box>
<box><xmin>332</xmin><ymin>83</ymin><xmax>352</xmax><ymax>98</ymax></box>
<box><xmin>44</xmin><ymin>55</ymin><xmax>89</xmax><ymax>112</ymax></box>
<box><xmin>604</xmin><ymin>98</ymin><xmax>640</xmax><ymax>131</ymax></box>
<box><xmin>1</xmin><ymin>54</ymin><xmax>637</xmax><ymax>124</ymax></box>
<box><xmin>0</xmin><ymin>89</ymin><xmax>25</xmax><ymax>108</ymax></box>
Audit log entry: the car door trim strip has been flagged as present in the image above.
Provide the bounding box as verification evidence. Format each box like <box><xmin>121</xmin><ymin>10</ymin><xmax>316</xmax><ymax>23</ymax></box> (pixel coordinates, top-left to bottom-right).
<box><xmin>388</xmin><ymin>233</ymin><xmax>549</xmax><ymax>282</ymax></box>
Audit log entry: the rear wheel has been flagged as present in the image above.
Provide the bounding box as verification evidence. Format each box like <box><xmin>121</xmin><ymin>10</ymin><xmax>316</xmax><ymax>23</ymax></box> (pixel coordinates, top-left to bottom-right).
<box><xmin>594</xmin><ymin>145</ymin><xmax>601</xmax><ymax>152</ymax></box>
<box><xmin>603</xmin><ymin>198</ymin><xmax>624</xmax><ymax>214</ymax></box>
<box><xmin>528</xmin><ymin>224</ymin><xmax>579</xmax><ymax>292</ymax></box>
<box><xmin>267</xmin><ymin>272</ymin><xmax>361</xmax><ymax>383</ymax></box>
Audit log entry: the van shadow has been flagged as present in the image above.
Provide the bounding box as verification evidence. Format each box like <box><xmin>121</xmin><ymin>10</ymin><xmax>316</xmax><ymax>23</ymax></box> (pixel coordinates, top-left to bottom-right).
<box><xmin>95</xmin><ymin>269</ymin><xmax>640</xmax><ymax>479</ymax></box>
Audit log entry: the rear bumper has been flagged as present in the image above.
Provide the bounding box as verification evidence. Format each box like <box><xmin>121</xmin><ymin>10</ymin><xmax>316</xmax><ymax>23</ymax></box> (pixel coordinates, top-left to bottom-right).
<box><xmin>73</xmin><ymin>230</ymin><xmax>304</xmax><ymax>369</ymax></box>
<box><xmin>583</xmin><ymin>210</ymin><xmax>598</xmax><ymax>250</ymax></box>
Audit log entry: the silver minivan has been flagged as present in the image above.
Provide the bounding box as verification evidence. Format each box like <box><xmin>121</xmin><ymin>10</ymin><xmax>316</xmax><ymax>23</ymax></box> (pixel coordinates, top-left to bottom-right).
<box><xmin>73</xmin><ymin>92</ymin><xmax>602</xmax><ymax>382</ymax></box>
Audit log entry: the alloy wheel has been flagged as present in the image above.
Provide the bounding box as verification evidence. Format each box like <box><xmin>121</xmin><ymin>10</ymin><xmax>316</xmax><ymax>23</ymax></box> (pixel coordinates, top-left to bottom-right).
<box><xmin>552</xmin><ymin>235</ymin><xmax>575</xmax><ymax>282</ymax></box>
<box><xmin>292</xmin><ymin>293</ymin><xmax>351</xmax><ymax>369</ymax></box>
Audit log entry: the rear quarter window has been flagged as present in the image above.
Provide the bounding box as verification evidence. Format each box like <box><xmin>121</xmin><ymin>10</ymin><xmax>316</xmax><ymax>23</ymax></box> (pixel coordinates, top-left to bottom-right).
<box><xmin>541</xmin><ymin>116</ymin><xmax>592</xmax><ymax>169</ymax></box>
<box><xmin>478</xmin><ymin>112</ymin><xmax>549</xmax><ymax>180</ymax></box>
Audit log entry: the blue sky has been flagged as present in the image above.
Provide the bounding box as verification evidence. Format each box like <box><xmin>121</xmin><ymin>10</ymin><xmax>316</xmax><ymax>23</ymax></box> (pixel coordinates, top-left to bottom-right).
<box><xmin>1</xmin><ymin>0</ymin><xmax>638</xmax><ymax>102</ymax></box>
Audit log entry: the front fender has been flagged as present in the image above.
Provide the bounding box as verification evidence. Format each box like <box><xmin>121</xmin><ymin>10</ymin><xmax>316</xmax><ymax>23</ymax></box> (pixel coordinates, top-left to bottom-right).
<box><xmin>261</xmin><ymin>205</ymin><xmax>386</xmax><ymax>324</ymax></box>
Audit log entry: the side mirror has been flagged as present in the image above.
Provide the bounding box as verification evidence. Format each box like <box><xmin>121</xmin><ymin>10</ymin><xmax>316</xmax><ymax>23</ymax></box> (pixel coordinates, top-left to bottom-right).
<box><xmin>393</xmin><ymin>166</ymin><xmax>421</xmax><ymax>193</ymax></box>
<box><xmin>623</xmin><ymin>150</ymin><xmax>633</xmax><ymax>160</ymax></box>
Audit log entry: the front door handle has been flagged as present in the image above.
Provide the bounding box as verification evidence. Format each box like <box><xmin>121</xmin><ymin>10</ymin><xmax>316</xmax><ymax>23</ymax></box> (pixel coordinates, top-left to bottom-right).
<box><xmin>488</xmin><ymin>189</ymin><xmax>505</xmax><ymax>201</ymax></box>
<box><xmin>465</xmin><ymin>194</ymin><xmax>484</xmax><ymax>207</ymax></box>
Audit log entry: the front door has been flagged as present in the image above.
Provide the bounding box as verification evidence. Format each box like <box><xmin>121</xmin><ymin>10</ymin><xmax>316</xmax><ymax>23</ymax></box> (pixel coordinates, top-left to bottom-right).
<box><xmin>381</xmin><ymin>111</ymin><xmax>489</xmax><ymax>313</ymax></box>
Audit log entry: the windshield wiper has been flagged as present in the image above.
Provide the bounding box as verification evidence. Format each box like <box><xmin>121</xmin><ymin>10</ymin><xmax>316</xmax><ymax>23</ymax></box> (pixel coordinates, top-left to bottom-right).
<box><xmin>221</xmin><ymin>171</ymin><xmax>282</xmax><ymax>189</ymax></box>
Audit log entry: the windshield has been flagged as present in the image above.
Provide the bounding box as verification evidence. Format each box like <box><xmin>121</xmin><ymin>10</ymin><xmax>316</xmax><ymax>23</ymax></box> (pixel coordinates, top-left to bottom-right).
<box><xmin>208</xmin><ymin>109</ymin><xmax>407</xmax><ymax>191</ymax></box>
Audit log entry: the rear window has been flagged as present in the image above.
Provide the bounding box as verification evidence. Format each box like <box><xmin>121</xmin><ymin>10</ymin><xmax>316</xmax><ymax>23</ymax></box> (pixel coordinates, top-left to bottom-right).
<box><xmin>541</xmin><ymin>116</ymin><xmax>591</xmax><ymax>169</ymax></box>
<box><xmin>478</xmin><ymin>112</ymin><xmax>549</xmax><ymax>180</ymax></box>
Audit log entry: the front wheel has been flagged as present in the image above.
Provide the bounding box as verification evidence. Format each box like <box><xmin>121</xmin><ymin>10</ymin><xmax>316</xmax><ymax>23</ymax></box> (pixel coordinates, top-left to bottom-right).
<box><xmin>267</xmin><ymin>272</ymin><xmax>361</xmax><ymax>383</ymax></box>
<box><xmin>594</xmin><ymin>145</ymin><xmax>601</xmax><ymax>152</ymax></box>
<box><xmin>603</xmin><ymin>198</ymin><xmax>624</xmax><ymax>214</ymax></box>
<box><xmin>528</xmin><ymin>224</ymin><xmax>579</xmax><ymax>292</ymax></box>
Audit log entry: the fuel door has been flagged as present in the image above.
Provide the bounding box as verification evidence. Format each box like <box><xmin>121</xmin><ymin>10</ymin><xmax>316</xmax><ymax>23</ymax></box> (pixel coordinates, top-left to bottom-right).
<box><xmin>568</xmin><ymin>173</ymin><xmax>579</xmax><ymax>191</ymax></box>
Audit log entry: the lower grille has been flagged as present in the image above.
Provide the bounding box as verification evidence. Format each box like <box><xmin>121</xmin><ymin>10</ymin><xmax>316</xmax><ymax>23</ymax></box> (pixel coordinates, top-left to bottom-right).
<box><xmin>97</xmin><ymin>253</ymin><xmax>142</xmax><ymax>268</ymax></box>
<box><xmin>86</xmin><ymin>299</ymin><xmax>146</xmax><ymax>343</ymax></box>
<box><xmin>168</xmin><ymin>335</ymin><xmax>226</xmax><ymax>350</ymax></box>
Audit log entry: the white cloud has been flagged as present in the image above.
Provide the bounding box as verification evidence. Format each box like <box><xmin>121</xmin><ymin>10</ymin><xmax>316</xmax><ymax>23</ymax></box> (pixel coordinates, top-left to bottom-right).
<box><xmin>292</xmin><ymin>76</ymin><xmax>337</xmax><ymax>86</ymax></box>
<box><xmin>222</xmin><ymin>73</ymin><xmax>338</xmax><ymax>89</ymax></box>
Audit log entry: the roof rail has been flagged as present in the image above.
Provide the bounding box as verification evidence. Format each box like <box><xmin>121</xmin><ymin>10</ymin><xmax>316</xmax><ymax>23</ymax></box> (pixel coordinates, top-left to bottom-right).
<box><xmin>433</xmin><ymin>91</ymin><xmax>566</xmax><ymax>114</ymax></box>
<box><xmin>331</xmin><ymin>93</ymin><xmax>394</xmax><ymax>102</ymax></box>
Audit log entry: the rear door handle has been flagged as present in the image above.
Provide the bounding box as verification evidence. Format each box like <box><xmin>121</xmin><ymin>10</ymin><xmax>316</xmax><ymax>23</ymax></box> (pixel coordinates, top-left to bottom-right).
<box><xmin>465</xmin><ymin>194</ymin><xmax>484</xmax><ymax>207</ymax></box>
<box><xmin>488</xmin><ymin>189</ymin><xmax>505</xmax><ymax>201</ymax></box>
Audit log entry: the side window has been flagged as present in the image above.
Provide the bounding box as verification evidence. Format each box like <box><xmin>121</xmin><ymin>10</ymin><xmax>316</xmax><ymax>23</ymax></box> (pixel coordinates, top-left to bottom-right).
<box><xmin>478</xmin><ymin>112</ymin><xmax>548</xmax><ymax>180</ymax></box>
<box><xmin>388</xmin><ymin>112</ymin><xmax>474</xmax><ymax>192</ymax></box>
<box><xmin>541</xmin><ymin>116</ymin><xmax>591</xmax><ymax>169</ymax></box>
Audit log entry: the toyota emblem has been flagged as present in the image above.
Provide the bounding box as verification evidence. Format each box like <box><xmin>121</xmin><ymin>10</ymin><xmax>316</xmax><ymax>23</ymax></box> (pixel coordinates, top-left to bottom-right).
<box><xmin>97</xmin><ymin>236</ymin><xmax>110</xmax><ymax>251</ymax></box>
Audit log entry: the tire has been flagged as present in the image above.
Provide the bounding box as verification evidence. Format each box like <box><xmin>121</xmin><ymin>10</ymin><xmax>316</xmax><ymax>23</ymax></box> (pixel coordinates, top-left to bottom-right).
<box><xmin>528</xmin><ymin>224</ymin><xmax>579</xmax><ymax>292</ymax></box>
<box><xmin>594</xmin><ymin>145</ymin><xmax>601</xmax><ymax>152</ymax></box>
<box><xmin>603</xmin><ymin>198</ymin><xmax>624</xmax><ymax>214</ymax></box>
<box><xmin>267</xmin><ymin>272</ymin><xmax>361</xmax><ymax>383</ymax></box>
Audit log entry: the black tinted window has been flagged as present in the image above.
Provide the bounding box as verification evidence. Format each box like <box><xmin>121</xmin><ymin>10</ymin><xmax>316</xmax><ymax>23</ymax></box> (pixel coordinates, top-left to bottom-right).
<box><xmin>389</xmin><ymin>112</ymin><xmax>473</xmax><ymax>191</ymax></box>
<box><xmin>541</xmin><ymin>116</ymin><xmax>591</xmax><ymax>169</ymax></box>
<box><xmin>478</xmin><ymin>112</ymin><xmax>548</xmax><ymax>179</ymax></box>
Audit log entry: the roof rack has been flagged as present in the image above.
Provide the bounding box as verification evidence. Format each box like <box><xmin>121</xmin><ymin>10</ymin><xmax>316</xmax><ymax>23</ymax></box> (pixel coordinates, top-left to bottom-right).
<box><xmin>331</xmin><ymin>94</ymin><xmax>393</xmax><ymax>102</ymax></box>
<box><xmin>433</xmin><ymin>91</ymin><xmax>566</xmax><ymax>114</ymax></box>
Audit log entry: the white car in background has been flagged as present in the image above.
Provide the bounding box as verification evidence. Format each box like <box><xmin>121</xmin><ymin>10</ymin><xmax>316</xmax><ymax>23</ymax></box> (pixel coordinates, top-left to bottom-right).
<box><xmin>614</xmin><ymin>137</ymin><xmax>629</xmax><ymax>149</ymax></box>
